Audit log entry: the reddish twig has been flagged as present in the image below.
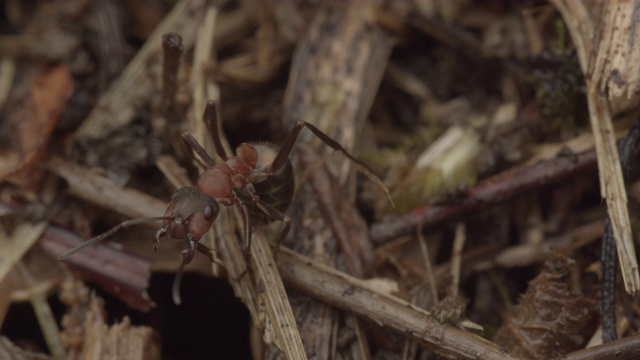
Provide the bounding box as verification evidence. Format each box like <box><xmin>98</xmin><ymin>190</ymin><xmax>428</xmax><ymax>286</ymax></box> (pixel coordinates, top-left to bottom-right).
<box><xmin>371</xmin><ymin>150</ymin><xmax>598</xmax><ymax>244</ymax></box>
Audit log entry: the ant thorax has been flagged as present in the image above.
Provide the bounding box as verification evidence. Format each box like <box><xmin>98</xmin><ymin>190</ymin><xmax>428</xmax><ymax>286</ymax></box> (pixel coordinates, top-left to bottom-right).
<box><xmin>196</xmin><ymin>164</ymin><xmax>235</xmax><ymax>203</ymax></box>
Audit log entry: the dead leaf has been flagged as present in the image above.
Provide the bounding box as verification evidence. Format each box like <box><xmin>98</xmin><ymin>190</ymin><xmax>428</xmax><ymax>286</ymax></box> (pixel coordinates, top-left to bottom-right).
<box><xmin>493</xmin><ymin>254</ymin><xmax>598</xmax><ymax>359</ymax></box>
<box><xmin>0</xmin><ymin>65</ymin><xmax>73</xmax><ymax>187</ymax></box>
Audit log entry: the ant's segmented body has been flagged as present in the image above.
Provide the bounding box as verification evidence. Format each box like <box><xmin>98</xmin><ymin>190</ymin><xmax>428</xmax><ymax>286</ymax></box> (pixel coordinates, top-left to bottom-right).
<box><xmin>59</xmin><ymin>100</ymin><xmax>389</xmax><ymax>304</ymax></box>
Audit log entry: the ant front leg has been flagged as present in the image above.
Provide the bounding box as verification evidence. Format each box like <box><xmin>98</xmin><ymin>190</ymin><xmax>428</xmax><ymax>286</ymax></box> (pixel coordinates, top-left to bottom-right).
<box><xmin>173</xmin><ymin>228</ymin><xmax>197</xmax><ymax>305</ymax></box>
<box><xmin>181</xmin><ymin>236</ymin><xmax>197</xmax><ymax>265</ymax></box>
<box><xmin>182</xmin><ymin>132</ymin><xmax>215</xmax><ymax>168</ymax></box>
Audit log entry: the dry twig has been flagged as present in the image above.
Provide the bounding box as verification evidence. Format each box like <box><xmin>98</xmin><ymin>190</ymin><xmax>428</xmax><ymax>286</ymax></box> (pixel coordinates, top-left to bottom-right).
<box><xmin>551</xmin><ymin>0</ymin><xmax>640</xmax><ymax>294</ymax></box>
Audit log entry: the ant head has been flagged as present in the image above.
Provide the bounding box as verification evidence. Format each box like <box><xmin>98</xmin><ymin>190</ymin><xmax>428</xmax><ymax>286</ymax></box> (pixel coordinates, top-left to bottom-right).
<box><xmin>160</xmin><ymin>187</ymin><xmax>220</xmax><ymax>242</ymax></box>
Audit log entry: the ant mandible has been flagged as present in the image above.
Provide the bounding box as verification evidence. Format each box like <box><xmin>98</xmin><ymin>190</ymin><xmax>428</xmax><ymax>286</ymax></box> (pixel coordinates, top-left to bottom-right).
<box><xmin>59</xmin><ymin>100</ymin><xmax>390</xmax><ymax>304</ymax></box>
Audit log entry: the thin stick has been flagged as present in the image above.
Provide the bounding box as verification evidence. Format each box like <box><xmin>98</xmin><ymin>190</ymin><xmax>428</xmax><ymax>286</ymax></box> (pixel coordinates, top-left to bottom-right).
<box><xmin>602</xmin><ymin>120</ymin><xmax>640</xmax><ymax>341</ymax></box>
<box><xmin>276</xmin><ymin>247</ymin><xmax>515</xmax><ymax>360</ymax></box>
<box><xmin>15</xmin><ymin>261</ymin><xmax>65</xmax><ymax>360</ymax></box>
<box><xmin>552</xmin><ymin>0</ymin><xmax>640</xmax><ymax>294</ymax></box>
<box><xmin>417</xmin><ymin>224</ymin><xmax>438</xmax><ymax>306</ymax></box>
<box><xmin>57</xmin><ymin>217</ymin><xmax>170</xmax><ymax>260</ymax></box>
<box><xmin>46</xmin><ymin>156</ymin><xmax>167</xmax><ymax>221</ymax></box>
<box><xmin>564</xmin><ymin>333</ymin><xmax>640</xmax><ymax>360</ymax></box>
<box><xmin>162</xmin><ymin>32</ymin><xmax>183</xmax><ymax>123</ymax></box>
<box><xmin>450</xmin><ymin>223</ymin><xmax>466</xmax><ymax>297</ymax></box>
<box><xmin>76</xmin><ymin>1</ymin><xmax>198</xmax><ymax>139</ymax></box>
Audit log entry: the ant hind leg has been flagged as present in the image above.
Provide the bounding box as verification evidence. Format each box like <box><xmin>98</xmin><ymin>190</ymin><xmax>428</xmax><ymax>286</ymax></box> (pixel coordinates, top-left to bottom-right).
<box><xmin>267</xmin><ymin>121</ymin><xmax>394</xmax><ymax>207</ymax></box>
<box><xmin>235</xmin><ymin>199</ymin><xmax>252</xmax><ymax>259</ymax></box>
<box><xmin>253</xmin><ymin>197</ymin><xmax>291</xmax><ymax>260</ymax></box>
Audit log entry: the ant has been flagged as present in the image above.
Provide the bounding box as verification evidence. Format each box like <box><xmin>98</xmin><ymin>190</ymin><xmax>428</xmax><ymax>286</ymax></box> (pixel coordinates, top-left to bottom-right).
<box><xmin>59</xmin><ymin>100</ymin><xmax>390</xmax><ymax>304</ymax></box>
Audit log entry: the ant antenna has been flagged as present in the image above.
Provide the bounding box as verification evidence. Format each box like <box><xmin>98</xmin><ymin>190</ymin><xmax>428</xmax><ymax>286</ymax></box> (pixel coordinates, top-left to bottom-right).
<box><xmin>57</xmin><ymin>217</ymin><xmax>172</xmax><ymax>260</ymax></box>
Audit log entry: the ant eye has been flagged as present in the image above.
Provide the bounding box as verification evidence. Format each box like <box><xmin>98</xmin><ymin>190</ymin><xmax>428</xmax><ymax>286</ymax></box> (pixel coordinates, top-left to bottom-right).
<box><xmin>204</xmin><ymin>205</ymin><xmax>214</xmax><ymax>221</ymax></box>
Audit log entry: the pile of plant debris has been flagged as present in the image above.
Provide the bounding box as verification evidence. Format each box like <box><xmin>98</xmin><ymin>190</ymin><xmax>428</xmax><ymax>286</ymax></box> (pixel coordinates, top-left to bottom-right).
<box><xmin>1</xmin><ymin>1</ymin><xmax>640</xmax><ymax>359</ymax></box>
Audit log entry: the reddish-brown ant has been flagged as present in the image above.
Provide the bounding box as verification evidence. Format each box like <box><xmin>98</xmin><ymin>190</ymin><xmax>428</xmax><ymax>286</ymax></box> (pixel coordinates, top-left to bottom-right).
<box><xmin>59</xmin><ymin>100</ymin><xmax>390</xmax><ymax>304</ymax></box>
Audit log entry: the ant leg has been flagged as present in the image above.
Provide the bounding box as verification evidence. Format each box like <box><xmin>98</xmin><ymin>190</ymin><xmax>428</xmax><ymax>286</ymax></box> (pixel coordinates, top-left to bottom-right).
<box><xmin>269</xmin><ymin>121</ymin><xmax>393</xmax><ymax>206</ymax></box>
<box><xmin>171</xmin><ymin>231</ymin><xmax>197</xmax><ymax>305</ymax></box>
<box><xmin>154</xmin><ymin>222</ymin><xmax>170</xmax><ymax>252</ymax></box>
<box><xmin>182</xmin><ymin>132</ymin><xmax>215</xmax><ymax>167</ymax></box>
<box><xmin>252</xmin><ymin>198</ymin><xmax>291</xmax><ymax>259</ymax></box>
<box><xmin>196</xmin><ymin>243</ymin><xmax>225</xmax><ymax>268</ymax></box>
<box><xmin>196</xmin><ymin>242</ymin><xmax>215</xmax><ymax>263</ymax></box>
<box><xmin>172</xmin><ymin>259</ymin><xmax>186</xmax><ymax>305</ymax></box>
<box><xmin>269</xmin><ymin>121</ymin><xmax>368</xmax><ymax>174</ymax></box>
<box><xmin>204</xmin><ymin>100</ymin><xmax>229</xmax><ymax>161</ymax></box>
<box><xmin>173</xmin><ymin>228</ymin><xmax>197</xmax><ymax>305</ymax></box>
<box><xmin>235</xmin><ymin>199</ymin><xmax>252</xmax><ymax>257</ymax></box>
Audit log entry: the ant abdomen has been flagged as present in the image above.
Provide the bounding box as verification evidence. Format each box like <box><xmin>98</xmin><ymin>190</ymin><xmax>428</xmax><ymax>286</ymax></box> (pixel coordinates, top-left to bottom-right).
<box><xmin>244</xmin><ymin>142</ymin><xmax>294</xmax><ymax>224</ymax></box>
